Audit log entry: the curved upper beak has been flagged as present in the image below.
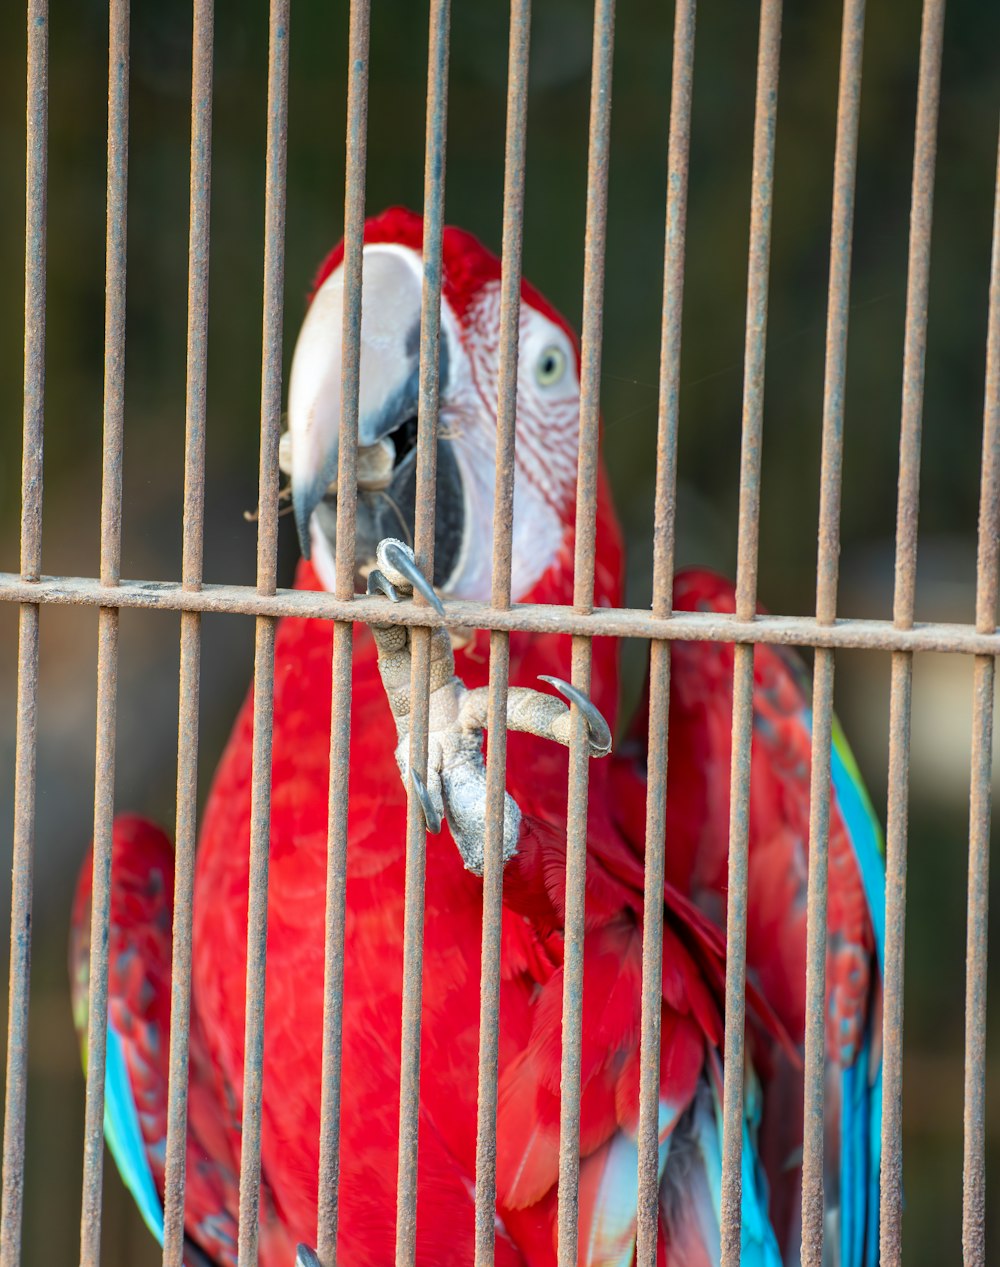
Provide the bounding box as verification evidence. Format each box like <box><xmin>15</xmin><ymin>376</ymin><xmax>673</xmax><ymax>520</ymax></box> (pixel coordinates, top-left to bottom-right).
<box><xmin>288</xmin><ymin>243</ymin><xmax>434</xmax><ymax>557</ymax></box>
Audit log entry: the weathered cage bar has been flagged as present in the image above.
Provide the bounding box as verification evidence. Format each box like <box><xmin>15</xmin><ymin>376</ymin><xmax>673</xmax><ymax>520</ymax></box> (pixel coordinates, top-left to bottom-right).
<box><xmin>161</xmin><ymin>0</ymin><xmax>215</xmax><ymax>1261</ymax></box>
<box><xmin>555</xmin><ymin>0</ymin><xmax>615</xmax><ymax>1261</ymax></box>
<box><xmin>394</xmin><ymin>1</ymin><xmax>451</xmax><ymax>1262</ymax></box>
<box><xmin>238</xmin><ymin>2</ymin><xmax>291</xmax><ymax>1263</ymax></box>
<box><xmin>719</xmin><ymin>0</ymin><xmax>782</xmax><ymax>1260</ymax></box>
<box><xmin>315</xmin><ymin>0</ymin><xmax>371</xmax><ymax>1261</ymax></box>
<box><xmin>80</xmin><ymin>0</ymin><xmax>130</xmax><ymax>1261</ymax></box>
<box><xmin>1</xmin><ymin>576</ymin><xmax>998</xmax><ymax>653</ymax></box>
<box><xmin>963</xmin><ymin>121</ymin><xmax>1000</xmax><ymax>1267</ymax></box>
<box><xmin>635</xmin><ymin>2</ymin><xmax>696</xmax><ymax>1262</ymax></box>
<box><xmin>2</xmin><ymin>1</ymin><xmax>999</xmax><ymax>1266</ymax></box>
<box><xmin>473</xmin><ymin>0</ymin><xmax>531</xmax><ymax>1263</ymax></box>
<box><xmin>880</xmin><ymin>2</ymin><xmax>947</xmax><ymax>1262</ymax></box>
<box><xmin>800</xmin><ymin>0</ymin><xmax>867</xmax><ymax>1259</ymax></box>
<box><xmin>0</xmin><ymin>1</ymin><xmax>47</xmax><ymax>1263</ymax></box>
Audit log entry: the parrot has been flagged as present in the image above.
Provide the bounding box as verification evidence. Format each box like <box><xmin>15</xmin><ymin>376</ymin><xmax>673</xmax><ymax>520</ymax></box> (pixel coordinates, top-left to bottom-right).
<box><xmin>68</xmin><ymin>205</ymin><xmax>882</xmax><ymax>1267</ymax></box>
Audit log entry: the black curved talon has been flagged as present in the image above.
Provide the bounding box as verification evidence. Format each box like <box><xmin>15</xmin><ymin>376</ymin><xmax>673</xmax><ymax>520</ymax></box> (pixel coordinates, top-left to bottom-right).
<box><xmin>538</xmin><ymin>675</ymin><xmax>613</xmax><ymax>757</ymax></box>
<box><xmin>366</xmin><ymin>568</ymin><xmax>403</xmax><ymax>605</ymax></box>
<box><xmin>378</xmin><ymin>539</ymin><xmax>446</xmax><ymax>617</ymax></box>
<box><xmin>410</xmin><ymin>768</ymin><xmax>443</xmax><ymax>834</ymax></box>
<box><xmin>296</xmin><ymin>1247</ymin><xmax>321</xmax><ymax>1267</ymax></box>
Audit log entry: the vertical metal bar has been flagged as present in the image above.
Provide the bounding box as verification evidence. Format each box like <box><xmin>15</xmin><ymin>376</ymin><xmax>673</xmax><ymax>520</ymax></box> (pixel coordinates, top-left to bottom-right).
<box><xmin>801</xmin><ymin>2</ymin><xmax>867</xmax><ymax>1260</ymax></box>
<box><xmin>473</xmin><ymin>2</ymin><xmax>530</xmax><ymax>1264</ymax></box>
<box><xmin>16</xmin><ymin>0</ymin><xmax>46</xmax><ymax>589</ymax></box>
<box><xmin>315</xmin><ymin>2</ymin><xmax>370</xmax><ymax>1262</ymax></box>
<box><xmin>0</xmin><ymin>7</ymin><xmax>48</xmax><ymax>1260</ymax></box>
<box><xmin>79</xmin><ymin>1</ymin><xmax>130</xmax><ymax>1262</ymax></box>
<box><xmin>719</xmin><ymin>3</ymin><xmax>782</xmax><ymax>1262</ymax></box>
<box><xmin>556</xmin><ymin>2</ymin><xmax>615</xmax><ymax>1263</ymax></box>
<box><xmin>395</xmin><ymin>2</ymin><xmax>450</xmax><ymax>1262</ymax></box>
<box><xmin>161</xmin><ymin>1</ymin><xmax>214</xmax><ymax>1262</ymax></box>
<box><xmin>961</xmin><ymin>116</ymin><xmax>1000</xmax><ymax>1267</ymax></box>
<box><xmin>237</xmin><ymin>2</ymin><xmax>290</xmax><ymax>1263</ymax></box>
<box><xmin>879</xmin><ymin>5</ymin><xmax>946</xmax><ymax>1263</ymax></box>
<box><xmin>634</xmin><ymin>2</ymin><xmax>695</xmax><ymax>1263</ymax></box>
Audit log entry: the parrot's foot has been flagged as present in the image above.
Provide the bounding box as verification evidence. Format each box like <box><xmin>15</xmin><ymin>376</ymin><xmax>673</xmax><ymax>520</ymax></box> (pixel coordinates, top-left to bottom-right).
<box><xmin>296</xmin><ymin>1247</ymin><xmax>320</xmax><ymax>1267</ymax></box>
<box><xmin>364</xmin><ymin>538</ymin><xmax>611</xmax><ymax>874</ymax></box>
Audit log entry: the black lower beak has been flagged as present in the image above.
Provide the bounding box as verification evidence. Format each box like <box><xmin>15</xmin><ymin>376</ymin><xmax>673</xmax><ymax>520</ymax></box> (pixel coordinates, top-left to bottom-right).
<box><xmin>312</xmin><ymin>432</ymin><xmax>465</xmax><ymax>591</ymax></box>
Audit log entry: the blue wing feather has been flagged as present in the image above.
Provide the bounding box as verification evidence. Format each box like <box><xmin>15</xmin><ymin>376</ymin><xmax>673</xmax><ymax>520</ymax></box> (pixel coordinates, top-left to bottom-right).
<box><xmin>831</xmin><ymin>718</ymin><xmax>886</xmax><ymax>972</ymax></box>
<box><xmin>798</xmin><ymin>709</ymin><xmax>884</xmax><ymax>1267</ymax></box>
<box><xmin>104</xmin><ymin>1024</ymin><xmax>165</xmax><ymax>1245</ymax></box>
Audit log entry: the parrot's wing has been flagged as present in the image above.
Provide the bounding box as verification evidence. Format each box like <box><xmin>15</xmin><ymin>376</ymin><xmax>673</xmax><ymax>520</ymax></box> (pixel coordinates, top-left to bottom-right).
<box><xmin>612</xmin><ymin>567</ymin><xmax>883</xmax><ymax>1267</ymax></box>
<box><xmin>70</xmin><ymin>815</ymin><xmax>172</xmax><ymax>1245</ymax></box>
<box><xmin>69</xmin><ymin>815</ymin><xmax>243</xmax><ymax>1267</ymax></box>
<box><xmin>494</xmin><ymin>897</ymin><xmax>782</xmax><ymax>1266</ymax></box>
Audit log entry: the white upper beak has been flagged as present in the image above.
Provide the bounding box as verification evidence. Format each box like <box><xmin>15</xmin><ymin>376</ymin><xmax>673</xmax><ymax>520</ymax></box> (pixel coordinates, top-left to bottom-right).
<box><xmin>287</xmin><ymin>242</ymin><xmax>427</xmax><ymax>556</ymax></box>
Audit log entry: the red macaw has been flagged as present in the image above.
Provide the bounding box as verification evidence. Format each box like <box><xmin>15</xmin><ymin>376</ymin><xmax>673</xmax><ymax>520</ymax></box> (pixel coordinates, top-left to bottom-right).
<box><xmin>70</xmin><ymin>207</ymin><xmax>881</xmax><ymax>1267</ymax></box>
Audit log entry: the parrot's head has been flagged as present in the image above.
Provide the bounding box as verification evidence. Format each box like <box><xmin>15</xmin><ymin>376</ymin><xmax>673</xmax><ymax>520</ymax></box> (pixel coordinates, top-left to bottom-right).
<box><xmin>286</xmin><ymin>207</ymin><xmax>622</xmax><ymax>609</ymax></box>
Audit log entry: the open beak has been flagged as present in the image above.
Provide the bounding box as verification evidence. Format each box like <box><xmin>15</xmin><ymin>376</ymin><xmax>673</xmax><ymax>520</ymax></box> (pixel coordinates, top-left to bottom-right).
<box><xmin>288</xmin><ymin>244</ymin><xmax>426</xmax><ymax>557</ymax></box>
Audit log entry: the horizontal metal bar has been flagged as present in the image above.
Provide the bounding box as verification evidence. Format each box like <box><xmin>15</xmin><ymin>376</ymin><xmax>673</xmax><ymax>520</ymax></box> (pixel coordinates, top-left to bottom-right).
<box><xmin>0</xmin><ymin>574</ymin><xmax>996</xmax><ymax>655</ymax></box>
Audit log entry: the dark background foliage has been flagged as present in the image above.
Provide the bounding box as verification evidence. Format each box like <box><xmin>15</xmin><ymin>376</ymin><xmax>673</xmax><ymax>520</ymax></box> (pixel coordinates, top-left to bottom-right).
<box><xmin>0</xmin><ymin>1</ymin><xmax>997</xmax><ymax>1262</ymax></box>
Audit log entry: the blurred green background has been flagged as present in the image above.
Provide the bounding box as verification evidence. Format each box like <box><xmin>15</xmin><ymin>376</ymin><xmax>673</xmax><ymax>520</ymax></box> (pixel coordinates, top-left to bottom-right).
<box><xmin>0</xmin><ymin>0</ymin><xmax>998</xmax><ymax>1262</ymax></box>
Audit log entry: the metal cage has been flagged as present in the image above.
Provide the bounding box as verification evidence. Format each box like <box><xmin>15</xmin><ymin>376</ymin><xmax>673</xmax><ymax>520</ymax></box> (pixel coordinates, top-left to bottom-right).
<box><xmin>1</xmin><ymin>1</ymin><xmax>997</xmax><ymax>1265</ymax></box>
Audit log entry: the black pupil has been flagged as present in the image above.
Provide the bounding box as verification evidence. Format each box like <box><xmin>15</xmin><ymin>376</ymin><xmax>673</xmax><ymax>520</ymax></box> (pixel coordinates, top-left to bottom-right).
<box><xmin>542</xmin><ymin>354</ymin><xmax>557</xmax><ymax>377</ymax></box>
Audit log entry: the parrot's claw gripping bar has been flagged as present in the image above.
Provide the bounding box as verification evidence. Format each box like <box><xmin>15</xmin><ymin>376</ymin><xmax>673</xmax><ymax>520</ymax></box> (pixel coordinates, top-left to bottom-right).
<box><xmin>296</xmin><ymin>1247</ymin><xmax>321</xmax><ymax>1267</ymax></box>
<box><xmin>537</xmin><ymin>675</ymin><xmax>613</xmax><ymax>757</ymax></box>
<box><xmin>362</xmin><ymin>536</ymin><xmax>612</xmax><ymax>870</ymax></box>
<box><xmin>410</xmin><ymin>768</ymin><xmax>443</xmax><ymax>835</ymax></box>
<box><xmin>365</xmin><ymin>567</ymin><xmax>403</xmax><ymax>605</ymax></box>
<box><xmin>371</xmin><ymin>537</ymin><xmax>446</xmax><ymax>616</ymax></box>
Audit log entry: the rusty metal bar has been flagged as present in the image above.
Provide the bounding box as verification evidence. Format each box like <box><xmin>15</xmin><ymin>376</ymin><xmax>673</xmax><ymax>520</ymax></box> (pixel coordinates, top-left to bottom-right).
<box><xmin>556</xmin><ymin>0</ymin><xmax>615</xmax><ymax>1262</ymax></box>
<box><xmin>16</xmin><ymin>1</ymin><xmax>46</xmax><ymax>588</ymax></box>
<box><xmin>394</xmin><ymin>2</ymin><xmax>450</xmax><ymax>1261</ymax></box>
<box><xmin>237</xmin><ymin>2</ymin><xmax>290</xmax><ymax>1264</ymax></box>
<box><xmin>315</xmin><ymin>2</ymin><xmax>371</xmax><ymax>1262</ymax></box>
<box><xmin>879</xmin><ymin>649</ymin><xmax>911</xmax><ymax>1267</ymax></box>
<box><xmin>719</xmin><ymin>2</ymin><xmax>782</xmax><ymax>1261</ymax></box>
<box><xmin>962</xmin><ymin>659</ymin><xmax>994</xmax><ymax>1266</ymax></box>
<box><xmin>79</xmin><ymin>0</ymin><xmax>130</xmax><ymax>1261</ymax></box>
<box><xmin>0</xmin><ymin>2</ymin><xmax>48</xmax><ymax>1262</ymax></box>
<box><xmin>2</xmin><ymin>573</ymin><xmax>999</xmax><ymax>655</ymax></box>
<box><xmin>880</xmin><ymin>5</ymin><xmax>946</xmax><ymax>1262</ymax></box>
<box><xmin>961</xmin><ymin>116</ymin><xmax>1000</xmax><ymax>1267</ymax></box>
<box><xmin>1</xmin><ymin>609</ymin><xmax>39</xmax><ymax>1267</ymax></box>
<box><xmin>161</xmin><ymin>0</ymin><xmax>214</xmax><ymax>1261</ymax></box>
<box><xmin>635</xmin><ymin>1</ymin><xmax>696</xmax><ymax>1262</ymax></box>
<box><xmin>473</xmin><ymin>1</ymin><xmax>531</xmax><ymax>1263</ymax></box>
<box><xmin>801</xmin><ymin>1</ymin><xmax>867</xmax><ymax>1260</ymax></box>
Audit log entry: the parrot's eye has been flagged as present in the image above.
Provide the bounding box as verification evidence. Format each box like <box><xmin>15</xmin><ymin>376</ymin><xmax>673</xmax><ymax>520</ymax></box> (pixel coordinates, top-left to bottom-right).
<box><xmin>535</xmin><ymin>345</ymin><xmax>567</xmax><ymax>387</ymax></box>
